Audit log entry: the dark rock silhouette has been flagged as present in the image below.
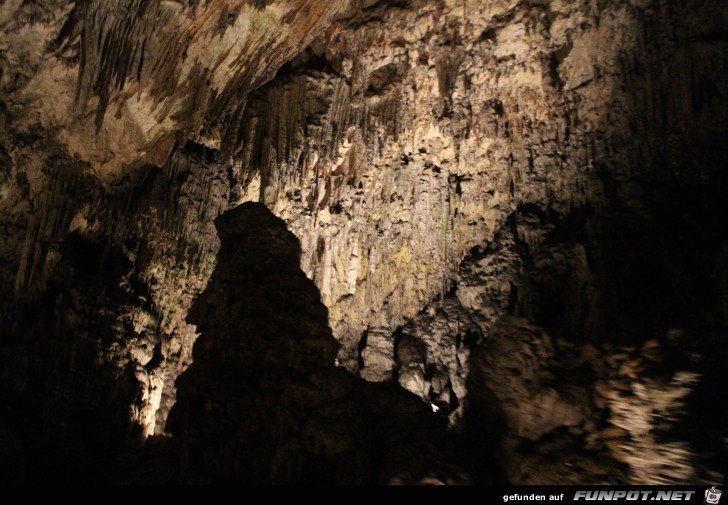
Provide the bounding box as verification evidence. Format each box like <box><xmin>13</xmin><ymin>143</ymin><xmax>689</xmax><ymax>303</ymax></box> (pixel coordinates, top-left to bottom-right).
<box><xmin>166</xmin><ymin>202</ymin><xmax>467</xmax><ymax>484</ymax></box>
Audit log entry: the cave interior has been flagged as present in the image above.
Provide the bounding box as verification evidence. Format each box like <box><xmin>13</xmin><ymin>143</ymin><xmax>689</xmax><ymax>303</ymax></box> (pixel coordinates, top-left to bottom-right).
<box><xmin>0</xmin><ymin>0</ymin><xmax>727</xmax><ymax>485</ymax></box>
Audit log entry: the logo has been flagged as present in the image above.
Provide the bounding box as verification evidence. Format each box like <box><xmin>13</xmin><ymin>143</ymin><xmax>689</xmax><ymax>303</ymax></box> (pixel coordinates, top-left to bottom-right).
<box><xmin>574</xmin><ymin>490</ymin><xmax>695</xmax><ymax>501</ymax></box>
<box><xmin>706</xmin><ymin>488</ymin><xmax>722</xmax><ymax>505</ymax></box>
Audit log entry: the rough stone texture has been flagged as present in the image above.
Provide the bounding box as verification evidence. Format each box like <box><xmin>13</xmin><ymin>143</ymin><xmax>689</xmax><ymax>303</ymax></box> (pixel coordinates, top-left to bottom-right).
<box><xmin>473</xmin><ymin>316</ymin><xmax>586</xmax><ymax>442</ymax></box>
<box><xmin>0</xmin><ymin>143</ymin><xmax>229</xmax><ymax>481</ymax></box>
<box><xmin>465</xmin><ymin>316</ymin><xmax>724</xmax><ymax>484</ymax></box>
<box><xmin>0</xmin><ymin>0</ymin><xmax>727</xmax><ymax>484</ymax></box>
<box><xmin>605</xmin><ymin>370</ymin><xmax>702</xmax><ymax>484</ymax></box>
<box><xmin>2</xmin><ymin>0</ymin><xmax>349</xmax><ymax>184</ymax></box>
<box><xmin>394</xmin><ymin>295</ymin><xmax>480</xmax><ymax>425</ymax></box>
<box><xmin>166</xmin><ymin>202</ymin><xmax>468</xmax><ymax>484</ymax></box>
<box><xmin>233</xmin><ymin>0</ymin><xmax>728</xmax><ymax>382</ymax></box>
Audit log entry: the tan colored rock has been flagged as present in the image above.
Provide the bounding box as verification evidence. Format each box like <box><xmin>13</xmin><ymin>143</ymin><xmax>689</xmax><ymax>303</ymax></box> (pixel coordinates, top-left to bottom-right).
<box><xmin>5</xmin><ymin>0</ymin><xmax>352</xmax><ymax>185</ymax></box>
<box><xmin>605</xmin><ymin>439</ymin><xmax>630</xmax><ymax>464</ymax></box>
<box><xmin>618</xmin><ymin>358</ymin><xmax>644</xmax><ymax>379</ymax></box>
<box><xmin>0</xmin><ymin>0</ymin><xmax>726</xmax><ymax>485</ymax></box>
<box><xmin>601</xmin><ymin>425</ymin><xmax>629</xmax><ymax>440</ymax></box>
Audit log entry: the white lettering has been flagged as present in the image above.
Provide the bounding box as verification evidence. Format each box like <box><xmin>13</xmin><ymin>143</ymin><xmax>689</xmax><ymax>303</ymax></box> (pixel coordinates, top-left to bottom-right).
<box><xmin>503</xmin><ymin>494</ymin><xmax>549</xmax><ymax>502</ymax></box>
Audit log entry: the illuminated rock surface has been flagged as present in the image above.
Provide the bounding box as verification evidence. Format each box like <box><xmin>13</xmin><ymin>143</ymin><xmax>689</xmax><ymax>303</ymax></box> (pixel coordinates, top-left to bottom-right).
<box><xmin>0</xmin><ymin>0</ymin><xmax>726</xmax><ymax>483</ymax></box>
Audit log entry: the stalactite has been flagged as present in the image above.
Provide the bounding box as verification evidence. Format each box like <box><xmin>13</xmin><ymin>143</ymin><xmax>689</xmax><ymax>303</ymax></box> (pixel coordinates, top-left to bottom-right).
<box><xmin>0</xmin><ymin>0</ymin><xmax>726</xmax><ymax>485</ymax></box>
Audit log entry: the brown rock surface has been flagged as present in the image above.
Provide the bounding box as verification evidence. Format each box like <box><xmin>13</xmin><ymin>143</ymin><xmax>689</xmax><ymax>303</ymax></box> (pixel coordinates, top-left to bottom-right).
<box><xmin>0</xmin><ymin>0</ymin><xmax>726</xmax><ymax>484</ymax></box>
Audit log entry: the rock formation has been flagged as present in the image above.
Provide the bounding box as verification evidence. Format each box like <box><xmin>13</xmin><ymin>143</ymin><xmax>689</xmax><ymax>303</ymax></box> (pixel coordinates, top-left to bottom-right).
<box><xmin>165</xmin><ymin>202</ymin><xmax>466</xmax><ymax>484</ymax></box>
<box><xmin>0</xmin><ymin>0</ymin><xmax>726</xmax><ymax>484</ymax></box>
